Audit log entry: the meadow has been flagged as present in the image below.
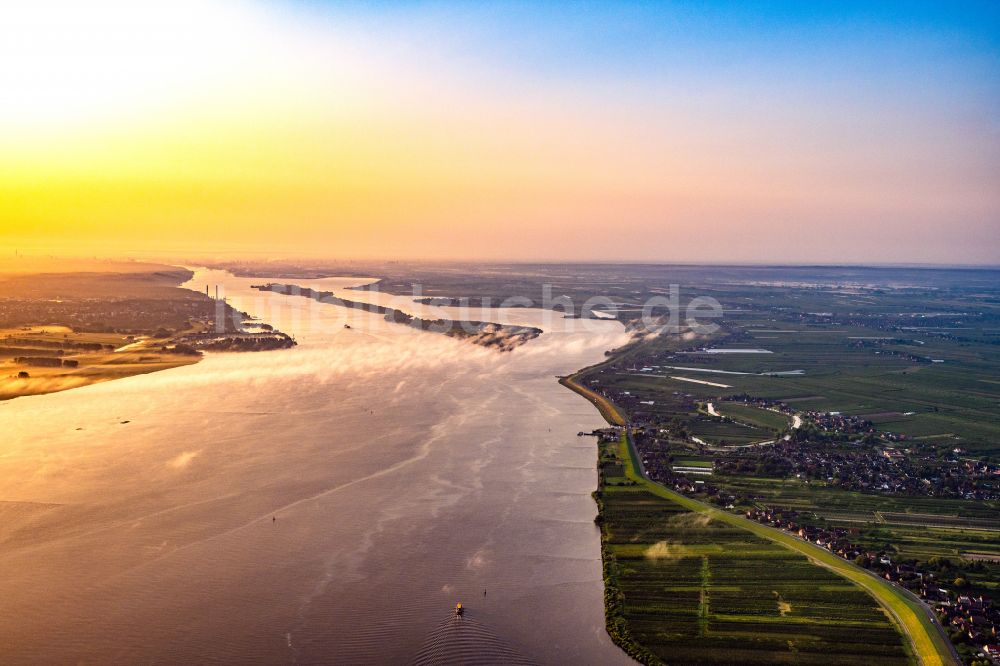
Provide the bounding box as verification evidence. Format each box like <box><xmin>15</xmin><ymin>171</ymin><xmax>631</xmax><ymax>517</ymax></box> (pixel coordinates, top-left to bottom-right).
<box><xmin>0</xmin><ymin>326</ymin><xmax>200</xmax><ymax>400</ymax></box>
<box><xmin>596</xmin><ymin>439</ymin><xmax>913</xmax><ymax>665</ymax></box>
<box><xmin>643</xmin><ymin>323</ymin><xmax>1000</xmax><ymax>456</ymax></box>
<box><xmin>711</xmin><ymin>473</ymin><xmax>1000</xmax><ymax>596</ymax></box>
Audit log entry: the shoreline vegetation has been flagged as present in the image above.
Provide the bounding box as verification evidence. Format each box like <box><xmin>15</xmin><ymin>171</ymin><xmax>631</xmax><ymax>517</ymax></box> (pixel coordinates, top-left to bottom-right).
<box><xmin>561</xmin><ymin>370</ymin><xmax>958</xmax><ymax>666</ymax></box>
<box><xmin>0</xmin><ymin>262</ymin><xmax>294</xmax><ymax>401</ymax></box>
<box><xmin>252</xmin><ymin>282</ymin><xmax>542</xmax><ymax>351</ymax></box>
<box><xmin>0</xmin><ymin>326</ymin><xmax>202</xmax><ymax>401</ymax></box>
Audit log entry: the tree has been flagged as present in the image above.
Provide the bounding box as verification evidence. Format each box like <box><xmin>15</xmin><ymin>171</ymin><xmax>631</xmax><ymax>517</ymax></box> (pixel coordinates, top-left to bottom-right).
<box><xmin>17</xmin><ymin>371</ymin><xmax>29</xmax><ymax>379</ymax></box>
<box><xmin>928</xmin><ymin>556</ymin><xmax>951</xmax><ymax>571</ymax></box>
<box><xmin>170</xmin><ymin>343</ymin><xmax>200</xmax><ymax>356</ymax></box>
<box><xmin>953</xmin><ymin>577</ymin><xmax>968</xmax><ymax>589</ymax></box>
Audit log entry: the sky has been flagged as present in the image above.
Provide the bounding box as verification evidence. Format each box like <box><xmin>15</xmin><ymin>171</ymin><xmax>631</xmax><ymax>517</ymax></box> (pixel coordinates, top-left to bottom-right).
<box><xmin>1</xmin><ymin>1</ymin><xmax>998</xmax><ymax>264</ymax></box>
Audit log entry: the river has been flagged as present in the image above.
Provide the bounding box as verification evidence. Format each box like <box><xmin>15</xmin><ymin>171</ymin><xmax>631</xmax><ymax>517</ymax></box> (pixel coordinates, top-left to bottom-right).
<box><xmin>0</xmin><ymin>269</ymin><xmax>633</xmax><ymax>664</ymax></box>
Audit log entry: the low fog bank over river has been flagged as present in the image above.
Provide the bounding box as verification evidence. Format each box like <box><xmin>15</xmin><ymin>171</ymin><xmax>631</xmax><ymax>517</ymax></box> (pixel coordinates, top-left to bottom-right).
<box><xmin>0</xmin><ymin>269</ymin><xmax>632</xmax><ymax>664</ymax></box>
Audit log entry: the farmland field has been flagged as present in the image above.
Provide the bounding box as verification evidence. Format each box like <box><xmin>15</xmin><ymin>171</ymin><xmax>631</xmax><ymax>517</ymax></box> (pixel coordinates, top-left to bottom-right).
<box><xmin>600</xmin><ymin>488</ymin><xmax>911</xmax><ymax>665</ymax></box>
<box><xmin>688</xmin><ymin>415</ymin><xmax>769</xmax><ymax>445</ymax></box>
<box><xmin>381</xmin><ymin>263</ymin><xmax>998</xmax><ymax>663</ymax></box>
<box><xmin>705</xmin><ymin>474</ymin><xmax>1000</xmax><ymax>595</ymax></box>
<box><xmin>591</xmin><ymin>428</ymin><xmax>918</xmax><ymax>666</ymax></box>
<box><xmin>714</xmin><ymin>402</ymin><xmax>791</xmax><ymax>432</ymax></box>
<box><xmin>639</xmin><ymin>324</ymin><xmax>1000</xmax><ymax>456</ymax></box>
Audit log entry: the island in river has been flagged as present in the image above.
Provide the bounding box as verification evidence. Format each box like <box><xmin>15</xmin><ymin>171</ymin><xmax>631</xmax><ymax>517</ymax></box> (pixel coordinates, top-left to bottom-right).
<box><xmin>0</xmin><ymin>267</ymin><xmax>632</xmax><ymax>664</ymax></box>
<box><xmin>5</xmin><ymin>261</ymin><xmax>995</xmax><ymax>664</ymax></box>
<box><xmin>253</xmin><ymin>282</ymin><xmax>542</xmax><ymax>351</ymax></box>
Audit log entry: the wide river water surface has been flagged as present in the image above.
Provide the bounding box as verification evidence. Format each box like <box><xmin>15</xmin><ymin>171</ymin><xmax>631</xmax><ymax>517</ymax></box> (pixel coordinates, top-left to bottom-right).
<box><xmin>0</xmin><ymin>270</ymin><xmax>633</xmax><ymax>664</ymax></box>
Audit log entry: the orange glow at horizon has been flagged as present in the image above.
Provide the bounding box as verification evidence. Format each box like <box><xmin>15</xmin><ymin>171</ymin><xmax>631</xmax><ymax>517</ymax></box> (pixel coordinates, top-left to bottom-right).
<box><xmin>1</xmin><ymin>1</ymin><xmax>998</xmax><ymax>264</ymax></box>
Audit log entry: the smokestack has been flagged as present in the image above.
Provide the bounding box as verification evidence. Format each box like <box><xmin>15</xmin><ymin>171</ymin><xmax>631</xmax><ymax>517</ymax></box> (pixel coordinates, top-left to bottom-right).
<box><xmin>214</xmin><ymin>286</ymin><xmax>225</xmax><ymax>333</ymax></box>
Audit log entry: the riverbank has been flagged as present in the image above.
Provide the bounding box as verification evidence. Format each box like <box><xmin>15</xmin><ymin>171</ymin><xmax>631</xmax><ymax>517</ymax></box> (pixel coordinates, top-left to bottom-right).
<box><xmin>559</xmin><ymin>375</ymin><xmax>624</xmax><ymax>427</ymax></box>
<box><xmin>0</xmin><ymin>268</ymin><xmax>632</xmax><ymax>664</ymax></box>
<box><xmin>0</xmin><ymin>326</ymin><xmax>201</xmax><ymax>401</ymax></box>
<box><xmin>254</xmin><ymin>282</ymin><xmax>542</xmax><ymax>351</ymax></box>
<box><xmin>0</xmin><ymin>264</ymin><xmax>297</xmax><ymax>402</ymax></box>
<box><xmin>561</xmin><ymin>373</ymin><xmax>958</xmax><ymax>666</ymax></box>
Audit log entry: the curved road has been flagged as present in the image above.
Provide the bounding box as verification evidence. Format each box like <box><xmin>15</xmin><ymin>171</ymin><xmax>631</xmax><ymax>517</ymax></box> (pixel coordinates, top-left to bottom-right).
<box><xmin>623</xmin><ymin>430</ymin><xmax>960</xmax><ymax>666</ymax></box>
<box><xmin>561</xmin><ymin>374</ymin><xmax>959</xmax><ymax>666</ymax></box>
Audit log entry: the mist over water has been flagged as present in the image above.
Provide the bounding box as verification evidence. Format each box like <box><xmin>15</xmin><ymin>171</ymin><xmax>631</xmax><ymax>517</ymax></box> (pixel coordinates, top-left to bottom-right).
<box><xmin>0</xmin><ymin>270</ymin><xmax>632</xmax><ymax>664</ymax></box>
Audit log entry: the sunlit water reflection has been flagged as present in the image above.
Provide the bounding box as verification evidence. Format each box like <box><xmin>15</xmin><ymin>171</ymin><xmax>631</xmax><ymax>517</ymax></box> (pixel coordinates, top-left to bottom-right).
<box><xmin>0</xmin><ymin>269</ymin><xmax>632</xmax><ymax>664</ymax></box>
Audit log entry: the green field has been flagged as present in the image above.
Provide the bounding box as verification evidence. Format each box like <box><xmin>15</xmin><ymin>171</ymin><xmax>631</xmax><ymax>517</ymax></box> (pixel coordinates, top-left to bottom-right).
<box><xmin>567</xmin><ymin>367</ymin><xmax>959</xmax><ymax>666</ymax></box>
<box><xmin>689</xmin><ymin>415</ymin><xmax>769</xmax><ymax>445</ymax></box>
<box><xmin>674</xmin><ymin>459</ymin><xmax>713</xmax><ymax>468</ymax></box>
<box><xmin>715</xmin><ymin>402</ymin><xmax>791</xmax><ymax>432</ymax></box>
<box><xmin>705</xmin><ymin>473</ymin><xmax>1000</xmax><ymax>596</ymax></box>
<box><xmin>647</xmin><ymin>326</ymin><xmax>1000</xmax><ymax>456</ymax></box>
<box><xmin>548</xmin><ymin>268</ymin><xmax>999</xmax><ymax>664</ymax></box>
<box><xmin>612</xmin><ymin>432</ymin><xmax>958</xmax><ymax>666</ymax></box>
<box><xmin>601</xmin><ymin>485</ymin><xmax>910</xmax><ymax>665</ymax></box>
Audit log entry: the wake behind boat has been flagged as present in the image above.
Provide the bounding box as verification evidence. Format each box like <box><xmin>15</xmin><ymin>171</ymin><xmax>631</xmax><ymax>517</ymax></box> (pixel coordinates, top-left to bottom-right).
<box><xmin>410</xmin><ymin>608</ymin><xmax>535</xmax><ymax>666</ymax></box>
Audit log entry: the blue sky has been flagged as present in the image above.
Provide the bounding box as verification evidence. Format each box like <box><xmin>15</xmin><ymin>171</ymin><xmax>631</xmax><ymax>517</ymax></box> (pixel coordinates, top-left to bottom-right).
<box><xmin>3</xmin><ymin>0</ymin><xmax>997</xmax><ymax>262</ymax></box>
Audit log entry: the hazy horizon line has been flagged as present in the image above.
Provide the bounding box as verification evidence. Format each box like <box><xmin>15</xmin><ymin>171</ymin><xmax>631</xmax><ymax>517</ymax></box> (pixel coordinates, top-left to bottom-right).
<box><xmin>3</xmin><ymin>250</ymin><xmax>999</xmax><ymax>272</ymax></box>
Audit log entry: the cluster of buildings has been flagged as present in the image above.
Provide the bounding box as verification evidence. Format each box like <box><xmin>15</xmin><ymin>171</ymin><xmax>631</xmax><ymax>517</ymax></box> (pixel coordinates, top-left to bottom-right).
<box><xmin>941</xmin><ymin>597</ymin><xmax>1000</xmax><ymax>660</ymax></box>
<box><xmin>797</xmin><ymin>410</ymin><xmax>879</xmax><ymax>437</ymax></box>
<box><xmin>797</xmin><ymin>310</ymin><xmax>976</xmax><ymax>333</ymax></box>
<box><xmin>627</xmin><ymin>428</ymin><xmax>739</xmax><ymax>501</ymax></box>
<box><xmin>0</xmin><ymin>297</ymin><xmax>214</xmax><ymax>333</ymax></box>
<box><xmin>847</xmin><ymin>337</ymin><xmax>936</xmax><ymax>364</ymax></box>
<box><xmin>584</xmin><ymin>356</ymin><xmax>1000</xmax><ymax>661</ymax></box>
<box><xmin>717</xmin><ymin>441</ymin><xmax>1000</xmax><ymax>500</ymax></box>
<box><xmin>746</xmin><ymin>506</ymin><xmax>1000</xmax><ymax>662</ymax></box>
<box><xmin>579</xmin><ymin>315</ymin><xmax>1000</xmax><ymax>661</ymax></box>
<box><xmin>610</xmin><ymin>383</ymin><xmax>999</xmax><ymax>502</ymax></box>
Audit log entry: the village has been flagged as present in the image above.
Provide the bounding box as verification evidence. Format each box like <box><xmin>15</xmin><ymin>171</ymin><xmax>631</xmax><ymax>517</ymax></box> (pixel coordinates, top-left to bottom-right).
<box><xmin>0</xmin><ymin>295</ymin><xmax>214</xmax><ymax>333</ymax></box>
<box><xmin>580</xmin><ymin>327</ymin><xmax>1000</xmax><ymax>664</ymax></box>
<box><xmin>583</xmin><ymin>361</ymin><xmax>1000</xmax><ymax>503</ymax></box>
<box><xmin>745</xmin><ymin>505</ymin><xmax>1000</xmax><ymax>663</ymax></box>
<box><xmin>715</xmin><ymin>440</ymin><xmax>1000</xmax><ymax>501</ymax></box>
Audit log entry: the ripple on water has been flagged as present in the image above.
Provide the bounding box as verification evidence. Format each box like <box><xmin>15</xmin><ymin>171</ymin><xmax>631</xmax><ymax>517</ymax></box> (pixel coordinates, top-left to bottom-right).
<box><xmin>411</xmin><ymin>613</ymin><xmax>536</xmax><ymax>666</ymax></box>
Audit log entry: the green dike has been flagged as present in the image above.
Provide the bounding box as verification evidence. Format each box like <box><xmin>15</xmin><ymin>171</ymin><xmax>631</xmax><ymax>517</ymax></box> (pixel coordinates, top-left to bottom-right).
<box><xmin>563</xmin><ymin>372</ymin><xmax>958</xmax><ymax>666</ymax></box>
<box><xmin>618</xmin><ymin>432</ymin><xmax>955</xmax><ymax>666</ymax></box>
<box><xmin>559</xmin><ymin>376</ymin><xmax>625</xmax><ymax>426</ymax></box>
<box><xmin>592</xmin><ymin>488</ymin><xmax>668</xmax><ymax>666</ymax></box>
